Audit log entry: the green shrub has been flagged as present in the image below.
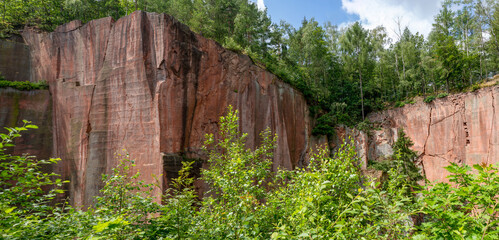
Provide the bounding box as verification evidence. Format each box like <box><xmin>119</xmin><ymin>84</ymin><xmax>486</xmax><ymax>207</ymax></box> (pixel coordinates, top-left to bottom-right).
<box><xmin>394</xmin><ymin>101</ymin><xmax>406</xmax><ymax>108</ymax></box>
<box><xmin>424</xmin><ymin>95</ymin><xmax>436</xmax><ymax>103</ymax></box>
<box><xmin>0</xmin><ymin>120</ymin><xmax>66</xmax><ymax>238</ymax></box>
<box><xmin>88</xmin><ymin>153</ymin><xmax>160</xmax><ymax>239</ymax></box>
<box><xmin>405</xmin><ymin>99</ymin><xmax>416</xmax><ymax>105</ymax></box>
<box><xmin>471</xmin><ymin>83</ymin><xmax>481</xmax><ymax>92</ymax></box>
<box><xmin>2</xmin><ymin>110</ymin><xmax>498</xmax><ymax>239</ymax></box>
<box><xmin>437</xmin><ymin>92</ymin><xmax>449</xmax><ymax>98</ymax></box>
<box><xmin>415</xmin><ymin>163</ymin><xmax>499</xmax><ymax>239</ymax></box>
<box><xmin>192</xmin><ymin>106</ymin><xmax>278</xmax><ymax>238</ymax></box>
<box><xmin>224</xmin><ymin>37</ymin><xmax>244</xmax><ymax>54</ymax></box>
<box><xmin>269</xmin><ymin>141</ymin><xmax>365</xmax><ymax>239</ymax></box>
<box><xmin>356</xmin><ymin>119</ymin><xmax>374</xmax><ymax>136</ymax></box>
<box><xmin>0</xmin><ymin>80</ymin><xmax>49</xmax><ymax>90</ymax></box>
<box><xmin>146</xmin><ymin>161</ymin><xmax>197</xmax><ymax>239</ymax></box>
<box><xmin>312</xmin><ymin>112</ymin><xmax>336</xmax><ymax>136</ymax></box>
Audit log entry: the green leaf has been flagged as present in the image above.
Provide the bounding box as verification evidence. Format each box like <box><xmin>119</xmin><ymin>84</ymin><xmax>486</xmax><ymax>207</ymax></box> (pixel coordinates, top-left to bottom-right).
<box><xmin>5</xmin><ymin>207</ymin><xmax>16</xmax><ymax>213</ymax></box>
<box><xmin>472</xmin><ymin>164</ymin><xmax>483</xmax><ymax>171</ymax></box>
<box><xmin>25</xmin><ymin>124</ymin><xmax>38</xmax><ymax>129</ymax></box>
<box><xmin>298</xmin><ymin>232</ymin><xmax>310</xmax><ymax>237</ymax></box>
<box><xmin>93</xmin><ymin>217</ymin><xmax>128</xmax><ymax>233</ymax></box>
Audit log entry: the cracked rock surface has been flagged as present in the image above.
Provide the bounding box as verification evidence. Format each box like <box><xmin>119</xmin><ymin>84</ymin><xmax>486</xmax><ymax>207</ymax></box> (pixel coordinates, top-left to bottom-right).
<box><xmin>369</xmin><ymin>86</ymin><xmax>499</xmax><ymax>183</ymax></box>
<box><xmin>22</xmin><ymin>11</ymin><xmax>311</xmax><ymax>206</ymax></box>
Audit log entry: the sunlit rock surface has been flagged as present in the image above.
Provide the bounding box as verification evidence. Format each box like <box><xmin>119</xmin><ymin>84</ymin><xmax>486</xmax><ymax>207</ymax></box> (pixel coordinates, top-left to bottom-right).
<box><xmin>368</xmin><ymin>86</ymin><xmax>499</xmax><ymax>182</ymax></box>
<box><xmin>22</xmin><ymin>11</ymin><xmax>311</xmax><ymax>206</ymax></box>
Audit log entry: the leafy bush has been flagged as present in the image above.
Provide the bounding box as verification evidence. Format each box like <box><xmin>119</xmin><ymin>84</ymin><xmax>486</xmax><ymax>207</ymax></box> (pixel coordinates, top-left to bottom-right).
<box><xmin>471</xmin><ymin>83</ymin><xmax>481</xmax><ymax>92</ymax></box>
<box><xmin>145</xmin><ymin>161</ymin><xmax>197</xmax><ymax>239</ymax></box>
<box><xmin>0</xmin><ymin>120</ymin><xmax>66</xmax><ymax>238</ymax></box>
<box><xmin>192</xmin><ymin>106</ymin><xmax>278</xmax><ymax>238</ymax></box>
<box><xmin>394</xmin><ymin>101</ymin><xmax>406</xmax><ymax>108</ymax></box>
<box><xmin>312</xmin><ymin>112</ymin><xmax>336</xmax><ymax>136</ymax></box>
<box><xmin>405</xmin><ymin>99</ymin><xmax>416</xmax><ymax>105</ymax></box>
<box><xmin>90</xmin><ymin>153</ymin><xmax>160</xmax><ymax>239</ymax></box>
<box><xmin>424</xmin><ymin>95</ymin><xmax>436</xmax><ymax>103</ymax></box>
<box><xmin>269</xmin><ymin>142</ymin><xmax>364</xmax><ymax>239</ymax></box>
<box><xmin>415</xmin><ymin>163</ymin><xmax>499</xmax><ymax>239</ymax></box>
<box><xmin>1</xmin><ymin>109</ymin><xmax>498</xmax><ymax>239</ymax></box>
<box><xmin>356</xmin><ymin>119</ymin><xmax>374</xmax><ymax>136</ymax></box>
<box><xmin>395</xmin><ymin>100</ymin><xmax>416</xmax><ymax>108</ymax></box>
<box><xmin>437</xmin><ymin>92</ymin><xmax>449</xmax><ymax>98</ymax></box>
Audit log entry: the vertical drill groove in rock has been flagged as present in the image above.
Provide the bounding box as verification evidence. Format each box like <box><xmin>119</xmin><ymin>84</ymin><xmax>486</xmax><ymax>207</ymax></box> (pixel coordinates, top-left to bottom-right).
<box><xmin>487</xmin><ymin>90</ymin><xmax>495</xmax><ymax>165</ymax></box>
<box><xmin>424</xmin><ymin>106</ymin><xmax>432</xmax><ymax>157</ymax></box>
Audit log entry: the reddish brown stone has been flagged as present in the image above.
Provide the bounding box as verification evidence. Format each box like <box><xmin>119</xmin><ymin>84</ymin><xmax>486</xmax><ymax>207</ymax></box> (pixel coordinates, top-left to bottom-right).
<box><xmin>22</xmin><ymin>11</ymin><xmax>312</xmax><ymax>206</ymax></box>
<box><xmin>368</xmin><ymin>86</ymin><xmax>499</xmax><ymax>183</ymax></box>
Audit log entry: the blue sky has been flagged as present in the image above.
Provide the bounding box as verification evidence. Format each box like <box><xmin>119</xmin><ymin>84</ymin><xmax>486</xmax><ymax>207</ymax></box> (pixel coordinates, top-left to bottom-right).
<box><xmin>253</xmin><ymin>0</ymin><xmax>444</xmax><ymax>40</ymax></box>
<box><xmin>263</xmin><ymin>0</ymin><xmax>360</xmax><ymax>27</ymax></box>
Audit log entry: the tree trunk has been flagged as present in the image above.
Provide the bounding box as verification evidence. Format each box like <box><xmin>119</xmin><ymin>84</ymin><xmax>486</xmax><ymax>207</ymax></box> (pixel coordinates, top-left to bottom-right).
<box><xmin>359</xmin><ymin>68</ymin><xmax>365</xmax><ymax>121</ymax></box>
<box><xmin>394</xmin><ymin>53</ymin><xmax>400</xmax><ymax>99</ymax></box>
<box><xmin>422</xmin><ymin>71</ymin><xmax>426</xmax><ymax>97</ymax></box>
<box><xmin>402</xmin><ymin>52</ymin><xmax>406</xmax><ymax>82</ymax></box>
<box><xmin>446</xmin><ymin>75</ymin><xmax>450</xmax><ymax>93</ymax></box>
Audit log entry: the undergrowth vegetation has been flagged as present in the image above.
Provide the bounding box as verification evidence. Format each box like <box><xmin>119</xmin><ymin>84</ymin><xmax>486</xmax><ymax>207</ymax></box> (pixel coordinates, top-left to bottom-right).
<box><xmin>1</xmin><ymin>108</ymin><xmax>498</xmax><ymax>239</ymax></box>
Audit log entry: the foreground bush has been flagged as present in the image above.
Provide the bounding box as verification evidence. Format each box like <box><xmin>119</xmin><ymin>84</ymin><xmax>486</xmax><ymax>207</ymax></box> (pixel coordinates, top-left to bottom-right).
<box><xmin>1</xmin><ymin>108</ymin><xmax>498</xmax><ymax>239</ymax></box>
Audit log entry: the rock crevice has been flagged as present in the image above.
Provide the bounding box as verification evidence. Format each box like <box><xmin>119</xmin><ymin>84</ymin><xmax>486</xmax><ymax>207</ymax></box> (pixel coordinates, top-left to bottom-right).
<box><xmin>422</xmin><ymin>106</ymin><xmax>432</xmax><ymax>157</ymax></box>
<box><xmin>486</xmin><ymin>91</ymin><xmax>495</xmax><ymax>165</ymax></box>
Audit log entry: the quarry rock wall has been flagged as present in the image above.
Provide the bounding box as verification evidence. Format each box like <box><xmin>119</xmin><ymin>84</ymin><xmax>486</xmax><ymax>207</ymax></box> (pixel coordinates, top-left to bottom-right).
<box><xmin>367</xmin><ymin>85</ymin><xmax>499</xmax><ymax>182</ymax></box>
<box><xmin>21</xmin><ymin>11</ymin><xmax>311</xmax><ymax>206</ymax></box>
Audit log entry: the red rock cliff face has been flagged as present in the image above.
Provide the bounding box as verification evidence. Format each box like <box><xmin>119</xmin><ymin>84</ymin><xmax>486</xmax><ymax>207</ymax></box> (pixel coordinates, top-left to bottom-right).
<box><xmin>368</xmin><ymin>85</ymin><xmax>499</xmax><ymax>183</ymax></box>
<box><xmin>22</xmin><ymin>11</ymin><xmax>311</xmax><ymax>206</ymax></box>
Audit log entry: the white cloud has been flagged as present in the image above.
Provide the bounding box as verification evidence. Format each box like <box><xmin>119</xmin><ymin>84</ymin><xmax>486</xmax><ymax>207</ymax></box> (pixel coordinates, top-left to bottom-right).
<box><xmin>341</xmin><ymin>0</ymin><xmax>443</xmax><ymax>41</ymax></box>
<box><xmin>257</xmin><ymin>0</ymin><xmax>266</xmax><ymax>11</ymax></box>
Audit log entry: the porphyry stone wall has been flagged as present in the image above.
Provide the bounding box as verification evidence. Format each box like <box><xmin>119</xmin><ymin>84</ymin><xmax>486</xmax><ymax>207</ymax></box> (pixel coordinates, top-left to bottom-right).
<box><xmin>22</xmin><ymin>11</ymin><xmax>312</xmax><ymax>206</ymax></box>
<box><xmin>367</xmin><ymin>85</ymin><xmax>499</xmax><ymax>182</ymax></box>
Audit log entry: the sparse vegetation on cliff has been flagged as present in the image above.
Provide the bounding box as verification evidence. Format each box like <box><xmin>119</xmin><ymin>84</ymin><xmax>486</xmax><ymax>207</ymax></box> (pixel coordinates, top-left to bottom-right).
<box><xmin>1</xmin><ymin>109</ymin><xmax>498</xmax><ymax>239</ymax></box>
<box><xmin>0</xmin><ymin>74</ymin><xmax>48</xmax><ymax>91</ymax></box>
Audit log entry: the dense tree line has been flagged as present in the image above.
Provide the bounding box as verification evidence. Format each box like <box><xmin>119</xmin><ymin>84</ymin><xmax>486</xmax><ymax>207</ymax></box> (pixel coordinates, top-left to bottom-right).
<box><xmin>1</xmin><ymin>0</ymin><xmax>498</xmax><ymax>129</ymax></box>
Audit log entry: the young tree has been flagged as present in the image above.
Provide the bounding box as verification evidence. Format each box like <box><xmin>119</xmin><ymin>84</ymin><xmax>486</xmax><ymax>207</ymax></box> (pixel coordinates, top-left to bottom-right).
<box><xmin>340</xmin><ymin>22</ymin><xmax>373</xmax><ymax>120</ymax></box>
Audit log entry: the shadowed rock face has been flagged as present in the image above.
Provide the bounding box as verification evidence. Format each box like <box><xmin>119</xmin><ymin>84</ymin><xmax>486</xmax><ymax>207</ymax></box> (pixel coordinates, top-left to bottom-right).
<box><xmin>0</xmin><ymin>89</ymin><xmax>52</xmax><ymax>159</ymax></box>
<box><xmin>368</xmin><ymin>86</ymin><xmax>499</xmax><ymax>183</ymax></box>
<box><xmin>22</xmin><ymin>11</ymin><xmax>311</xmax><ymax>206</ymax></box>
<box><xmin>0</xmin><ymin>40</ymin><xmax>32</xmax><ymax>82</ymax></box>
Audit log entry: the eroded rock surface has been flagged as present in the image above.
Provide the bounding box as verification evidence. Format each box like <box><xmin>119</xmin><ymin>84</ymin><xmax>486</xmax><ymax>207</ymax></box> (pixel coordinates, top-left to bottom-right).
<box><xmin>369</xmin><ymin>86</ymin><xmax>499</xmax><ymax>182</ymax></box>
<box><xmin>22</xmin><ymin>11</ymin><xmax>311</xmax><ymax>206</ymax></box>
